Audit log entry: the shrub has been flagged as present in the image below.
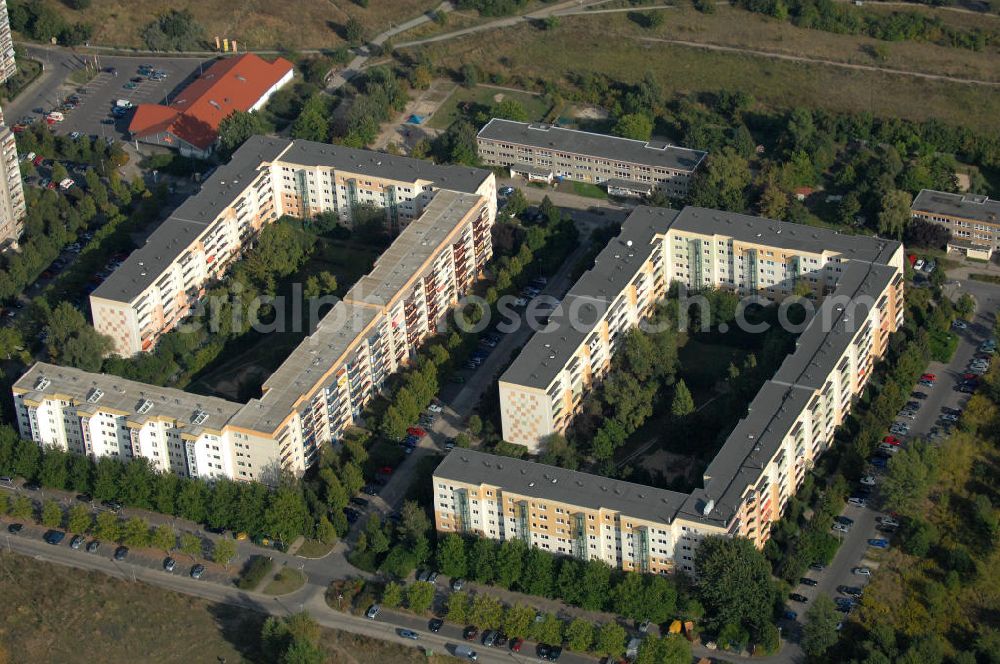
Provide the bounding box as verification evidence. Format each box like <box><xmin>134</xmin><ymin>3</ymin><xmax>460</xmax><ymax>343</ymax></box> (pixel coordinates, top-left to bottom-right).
<box><xmin>237</xmin><ymin>555</ymin><xmax>275</xmax><ymax>590</ymax></box>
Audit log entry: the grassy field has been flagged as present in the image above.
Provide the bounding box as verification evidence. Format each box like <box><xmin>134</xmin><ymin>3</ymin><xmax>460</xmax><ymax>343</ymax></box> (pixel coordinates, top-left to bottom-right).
<box><xmin>262</xmin><ymin>566</ymin><xmax>306</xmax><ymax>595</ymax></box>
<box><xmin>42</xmin><ymin>0</ymin><xmax>438</xmax><ymax>50</ymax></box>
<box><xmin>413</xmin><ymin>10</ymin><xmax>1000</xmax><ymax>132</ymax></box>
<box><xmin>427</xmin><ymin>84</ymin><xmax>551</xmax><ymax>129</ymax></box>
<box><xmin>569</xmin><ymin>180</ymin><xmax>608</xmax><ymax>199</ymax></box>
<box><xmin>0</xmin><ymin>550</ymin><xmax>456</xmax><ymax>663</ymax></box>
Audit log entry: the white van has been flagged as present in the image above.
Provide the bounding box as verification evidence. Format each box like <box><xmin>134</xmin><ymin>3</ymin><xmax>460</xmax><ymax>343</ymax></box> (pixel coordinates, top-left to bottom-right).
<box><xmin>115</xmin><ymin>99</ymin><xmax>134</xmax><ymax>109</ymax></box>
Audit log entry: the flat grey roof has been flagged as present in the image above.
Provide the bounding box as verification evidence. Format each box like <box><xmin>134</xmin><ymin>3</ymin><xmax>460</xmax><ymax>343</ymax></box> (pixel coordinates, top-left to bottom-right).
<box><xmin>228</xmin><ymin>300</ymin><xmax>379</xmax><ymax>433</ymax></box>
<box><xmin>344</xmin><ymin>190</ymin><xmax>484</xmax><ymax>308</ymax></box>
<box><xmin>478</xmin><ymin>118</ymin><xmax>706</xmax><ymax>173</ymax></box>
<box><xmin>671</xmin><ymin>207</ymin><xmax>901</xmax><ymax>264</ymax></box>
<box><xmin>93</xmin><ymin>135</ymin><xmax>292</xmax><ymax>302</ymax></box>
<box><xmin>912</xmin><ymin>189</ymin><xmax>1000</xmax><ymax>225</ymax></box>
<box><xmin>14</xmin><ymin>362</ymin><xmax>242</xmax><ymax>431</ymax></box>
<box><xmin>435</xmin><ymin>448</ymin><xmax>689</xmax><ymax>524</ymax></box>
<box><xmin>278</xmin><ymin>139</ymin><xmax>491</xmax><ymax>194</ymax></box>
<box><xmin>499</xmin><ymin>207</ymin><xmax>679</xmax><ymax>389</ymax></box>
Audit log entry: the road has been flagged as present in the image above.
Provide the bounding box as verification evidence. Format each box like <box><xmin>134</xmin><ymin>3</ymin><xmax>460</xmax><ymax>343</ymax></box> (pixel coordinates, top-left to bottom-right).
<box><xmin>783</xmin><ymin>275</ymin><xmax>1000</xmax><ymax>632</ymax></box>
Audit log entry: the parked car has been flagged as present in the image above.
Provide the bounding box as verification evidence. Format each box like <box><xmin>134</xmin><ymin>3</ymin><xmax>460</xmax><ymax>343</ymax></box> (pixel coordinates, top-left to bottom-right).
<box><xmin>7</xmin><ymin>523</ymin><xmax>22</xmax><ymax>534</ymax></box>
<box><xmin>789</xmin><ymin>593</ymin><xmax>809</xmax><ymax>603</ymax></box>
<box><xmin>451</xmin><ymin>577</ymin><xmax>465</xmax><ymax>590</ymax></box>
<box><xmin>428</xmin><ymin>618</ymin><xmax>443</xmax><ymax>632</ymax></box>
<box><xmin>783</xmin><ymin>609</ymin><xmax>798</xmax><ymax>620</ymax></box>
<box><xmin>809</xmin><ymin>562</ymin><xmax>825</xmax><ymax>571</ymax></box>
<box><xmin>848</xmin><ymin>497</ymin><xmax>867</xmax><ymax>507</ymax></box>
<box><xmin>800</xmin><ymin>577</ymin><xmax>818</xmax><ymax>587</ymax></box>
<box><xmin>70</xmin><ymin>534</ymin><xmax>85</xmax><ymax>549</ymax></box>
<box><xmin>510</xmin><ymin>637</ymin><xmax>523</xmax><ymax>652</ymax></box>
<box><xmin>463</xmin><ymin>625</ymin><xmax>479</xmax><ymax>640</ymax></box>
<box><xmin>868</xmin><ymin>538</ymin><xmax>890</xmax><ymax>549</ymax></box>
<box><xmin>853</xmin><ymin>567</ymin><xmax>872</xmax><ymax>577</ymax></box>
<box><xmin>114</xmin><ymin>545</ymin><xmax>129</xmax><ymax>560</ymax></box>
<box><xmin>833</xmin><ymin>523</ymin><xmax>850</xmax><ymax>533</ymax></box>
<box><xmin>427</xmin><ymin>403</ymin><xmax>443</xmax><ymax>413</ymax></box>
<box><xmin>399</xmin><ymin>629</ymin><xmax>419</xmax><ymax>640</ymax></box>
<box><xmin>860</xmin><ymin>475</ymin><xmax>877</xmax><ymax>486</ymax></box>
<box><xmin>86</xmin><ymin>540</ymin><xmax>100</xmax><ymax>553</ymax></box>
<box><xmin>365</xmin><ymin>604</ymin><xmax>380</xmax><ymax>619</ymax></box>
<box><xmin>164</xmin><ymin>557</ymin><xmax>176</xmax><ymax>572</ymax></box>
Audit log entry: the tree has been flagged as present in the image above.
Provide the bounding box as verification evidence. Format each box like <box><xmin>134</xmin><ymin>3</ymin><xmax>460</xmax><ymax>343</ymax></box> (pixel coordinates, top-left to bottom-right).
<box><xmin>671</xmin><ymin>379</ymin><xmax>695</xmax><ymax>418</ymax></box>
<box><xmin>532</xmin><ymin>612</ymin><xmax>564</xmax><ymax>646</ymax></box>
<box><xmin>612</xmin><ymin>113</ymin><xmax>653</xmax><ymax>141</ymax></box>
<box><xmin>881</xmin><ymin>441</ymin><xmax>939</xmax><ymax>514</ymax></box>
<box><xmin>469</xmin><ymin>594</ymin><xmax>504</xmax><ymax>629</ymax></box>
<box><xmin>213</xmin><ymin>538</ymin><xmax>237</xmax><ymax>566</ymax></box>
<box><xmin>218</xmin><ymin>110</ymin><xmax>270</xmax><ymax>157</ymax></box>
<box><xmin>689</xmin><ymin>147</ymin><xmax>751</xmax><ymax>212</ymax></box>
<box><xmin>151</xmin><ymin>524</ymin><xmax>176</xmax><ymax>552</ymax></box>
<box><xmin>264</xmin><ymin>485</ymin><xmax>310</xmax><ymax>545</ymax></box>
<box><xmin>519</xmin><ymin>548</ymin><xmax>554</xmax><ymax>596</ymax></box>
<box><xmin>38</xmin><ymin>448</ymin><xmax>69</xmax><ymax>489</ymax></box>
<box><xmin>565</xmin><ymin>618</ymin><xmax>594</xmax><ymax>651</ymax></box>
<box><xmin>121</xmin><ymin>517</ymin><xmax>150</xmax><ymax>547</ymax></box>
<box><xmin>290</xmin><ymin>95</ymin><xmax>331</xmax><ymax>143</ymax></box>
<box><xmin>141</xmin><ymin>9</ymin><xmax>206</xmax><ymax>51</ymax></box>
<box><xmin>469</xmin><ymin>537</ymin><xmax>497</xmax><ymax>583</ymax></box>
<box><xmin>803</xmin><ymin>594</ymin><xmax>840</xmax><ymax>658</ymax></box>
<box><xmin>695</xmin><ymin>536</ymin><xmax>777</xmax><ymax>639</ymax></box>
<box><xmin>41</xmin><ymin>500</ymin><xmax>63</xmax><ymax>528</ymax></box>
<box><xmin>445</xmin><ymin>591</ymin><xmax>469</xmax><ymax>624</ymax></box>
<box><xmin>595</xmin><ymin>622</ymin><xmax>627</xmax><ymax>658</ymax></box>
<box><xmin>382</xmin><ymin>581</ymin><xmax>403</xmax><ymax>608</ymax></box>
<box><xmin>344</xmin><ymin>16</ymin><xmax>367</xmax><ymax>43</ymax></box>
<box><xmin>405</xmin><ymin>581</ymin><xmax>435</xmax><ymax>614</ymax></box>
<box><xmin>503</xmin><ymin>604</ymin><xmax>536</xmax><ymax>638</ymax></box>
<box><xmin>94</xmin><ymin>511</ymin><xmax>121</xmax><ymax>542</ymax></box>
<box><xmin>495</xmin><ymin>539</ymin><xmax>526</xmax><ymax>588</ymax></box>
<box><xmin>44</xmin><ymin>301</ymin><xmax>112</xmax><ymax>371</ymax></box>
<box><xmin>8</xmin><ymin>494</ymin><xmax>32</xmax><ymax>519</ymax></box>
<box><xmin>877</xmin><ymin>190</ymin><xmax>913</xmax><ymax>239</ymax></box>
<box><xmin>180</xmin><ymin>532</ymin><xmax>202</xmax><ymax>559</ymax></box>
<box><xmin>67</xmin><ymin>504</ymin><xmax>92</xmax><ymax>534</ymax></box>
<box><xmin>955</xmin><ymin>293</ymin><xmax>975</xmax><ymax>320</ymax></box>
<box><xmin>436</xmin><ymin>533</ymin><xmax>468</xmax><ymax>578</ymax></box>
<box><xmin>490</xmin><ymin>98</ymin><xmax>528</xmax><ymax>122</ymax></box>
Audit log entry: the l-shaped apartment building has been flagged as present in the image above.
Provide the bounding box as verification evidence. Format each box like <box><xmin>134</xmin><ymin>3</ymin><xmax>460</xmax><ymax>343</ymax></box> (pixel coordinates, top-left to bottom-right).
<box><xmin>433</xmin><ymin>206</ymin><xmax>904</xmax><ymax>574</ymax></box>
<box><xmin>90</xmin><ymin>136</ymin><xmax>497</xmax><ymax>357</ymax></box>
<box><xmin>13</xmin><ymin>150</ymin><xmax>496</xmax><ymax>483</ymax></box>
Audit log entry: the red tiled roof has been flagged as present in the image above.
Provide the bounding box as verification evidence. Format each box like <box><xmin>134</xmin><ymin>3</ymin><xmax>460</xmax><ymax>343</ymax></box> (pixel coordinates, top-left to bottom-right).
<box><xmin>129</xmin><ymin>53</ymin><xmax>293</xmax><ymax>151</ymax></box>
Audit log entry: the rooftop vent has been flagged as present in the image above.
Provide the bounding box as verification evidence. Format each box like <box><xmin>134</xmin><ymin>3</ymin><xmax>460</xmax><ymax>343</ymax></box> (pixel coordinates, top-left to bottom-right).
<box><xmin>192</xmin><ymin>410</ymin><xmax>209</xmax><ymax>425</ymax></box>
<box><xmin>702</xmin><ymin>499</ymin><xmax>715</xmax><ymax>516</ymax></box>
<box><xmin>86</xmin><ymin>388</ymin><xmax>104</xmax><ymax>403</ymax></box>
<box><xmin>137</xmin><ymin>399</ymin><xmax>153</xmax><ymax>414</ymax></box>
<box><xmin>34</xmin><ymin>377</ymin><xmax>51</xmax><ymax>391</ymax></box>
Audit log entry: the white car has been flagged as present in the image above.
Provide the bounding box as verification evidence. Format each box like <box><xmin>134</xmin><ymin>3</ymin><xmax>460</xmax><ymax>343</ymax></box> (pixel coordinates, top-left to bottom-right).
<box><xmin>427</xmin><ymin>404</ymin><xmax>443</xmax><ymax>414</ymax></box>
<box><xmin>848</xmin><ymin>497</ymin><xmax>867</xmax><ymax>507</ymax></box>
<box><xmin>860</xmin><ymin>475</ymin><xmax>876</xmax><ymax>486</ymax></box>
<box><xmin>833</xmin><ymin>523</ymin><xmax>850</xmax><ymax>533</ymax></box>
<box><xmin>853</xmin><ymin>567</ymin><xmax>872</xmax><ymax>577</ymax></box>
<box><xmin>913</xmin><ymin>259</ymin><xmax>925</xmax><ymax>271</ymax></box>
<box><xmin>878</xmin><ymin>443</ymin><xmax>899</xmax><ymax>454</ymax></box>
<box><xmin>952</xmin><ymin>320</ymin><xmax>968</xmax><ymax>330</ymax></box>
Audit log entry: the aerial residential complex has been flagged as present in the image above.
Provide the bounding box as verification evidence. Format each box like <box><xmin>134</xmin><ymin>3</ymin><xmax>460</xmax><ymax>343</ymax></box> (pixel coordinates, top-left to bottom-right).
<box><xmin>911</xmin><ymin>188</ymin><xmax>1000</xmax><ymax>261</ymax></box>
<box><xmin>128</xmin><ymin>53</ymin><xmax>294</xmax><ymax>158</ymax></box>
<box><xmin>90</xmin><ymin>136</ymin><xmax>496</xmax><ymax>357</ymax></box>
<box><xmin>434</xmin><ymin>205</ymin><xmax>904</xmax><ymax>574</ymax></box>
<box><xmin>13</xmin><ymin>150</ymin><xmax>496</xmax><ymax>483</ymax></box>
<box><xmin>0</xmin><ymin>0</ymin><xmax>25</xmax><ymax>247</ymax></box>
<box><xmin>476</xmin><ymin>118</ymin><xmax>706</xmax><ymax>199</ymax></box>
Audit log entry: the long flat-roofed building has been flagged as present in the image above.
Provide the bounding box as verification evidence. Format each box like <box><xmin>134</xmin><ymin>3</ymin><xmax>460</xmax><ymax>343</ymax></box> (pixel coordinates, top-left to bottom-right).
<box><xmin>0</xmin><ymin>1</ymin><xmax>25</xmax><ymax>247</ymax></box>
<box><xmin>15</xmin><ymin>173</ymin><xmax>495</xmax><ymax>481</ymax></box>
<box><xmin>911</xmin><ymin>188</ymin><xmax>1000</xmax><ymax>260</ymax></box>
<box><xmin>477</xmin><ymin>118</ymin><xmax>706</xmax><ymax>199</ymax></box>
<box><xmin>91</xmin><ymin>137</ymin><xmax>496</xmax><ymax>357</ymax></box>
<box><xmin>436</xmin><ymin>206</ymin><xmax>904</xmax><ymax>574</ymax></box>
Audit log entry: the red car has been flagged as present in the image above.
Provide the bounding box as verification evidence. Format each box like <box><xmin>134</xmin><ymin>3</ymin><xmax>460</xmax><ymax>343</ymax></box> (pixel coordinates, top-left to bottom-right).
<box><xmin>406</xmin><ymin>426</ymin><xmax>426</xmax><ymax>438</ymax></box>
<box><xmin>463</xmin><ymin>625</ymin><xmax>478</xmax><ymax>641</ymax></box>
<box><xmin>32</xmin><ymin>155</ymin><xmax>44</xmax><ymax>166</ymax></box>
<box><xmin>378</xmin><ymin>465</ymin><xmax>393</xmax><ymax>475</ymax></box>
<box><xmin>920</xmin><ymin>373</ymin><xmax>936</xmax><ymax>381</ymax></box>
<box><xmin>510</xmin><ymin>637</ymin><xmax>523</xmax><ymax>653</ymax></box>
<box><xmin>882</xmin><ymin>435</ymin><xmax>901</xmax><ymax>446</ymax></box>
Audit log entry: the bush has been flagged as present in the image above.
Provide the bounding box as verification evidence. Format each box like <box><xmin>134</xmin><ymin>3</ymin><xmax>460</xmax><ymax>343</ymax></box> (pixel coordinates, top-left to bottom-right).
<box><xmin>237</xmin><ymin>555</ymin><xmax>275</xmax><ymax>590</ymax></box>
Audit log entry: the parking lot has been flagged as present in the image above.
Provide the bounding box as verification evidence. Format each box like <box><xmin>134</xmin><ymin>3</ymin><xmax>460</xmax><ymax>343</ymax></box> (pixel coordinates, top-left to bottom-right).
<box><xmin>781</xmin><ymin>277</ymin><xmax>997</xmax><ymax>634</ymax></box>
<box><xmin>24</xmin><ymin>56</ymin><xmax>217</xmax><ymax>142</ymax></box>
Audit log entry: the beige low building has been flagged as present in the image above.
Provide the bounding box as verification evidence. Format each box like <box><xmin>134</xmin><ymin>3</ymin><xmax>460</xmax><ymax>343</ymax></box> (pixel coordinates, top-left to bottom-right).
<box><xmin>477</xmin><ymin>118</ymin><xmax>705</xmax><ymax>199</ymax></box>
<box><xmin>437</xmin><ymin>205</ymin><xmax>904</xmax><ymax>573</ymax></box>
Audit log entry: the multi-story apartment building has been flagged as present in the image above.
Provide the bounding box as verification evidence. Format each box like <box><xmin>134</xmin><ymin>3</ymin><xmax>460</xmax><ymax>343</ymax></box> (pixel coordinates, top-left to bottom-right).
<box><xmin>477</xmin><ymin>119</ymin><xmax>706</xmax><ymax>199</ymax></box>
<box><xmin>0</xmin><ymin>1</ymin><xmax>25</xmax><ymax>248</ymax></box>
<box><xmin>14</xmin><ymin>182</ymin><xmax>495</xmax><ymax>482</ymax></box>
<box><xmin>0</xmin><ymin>1</ymin><xmax>15</xmax><ymax>83</ymax></box>
<box><xmin>911</xmin><ymin>188</ymin><xmax>1000</xmax><ymax>260</ymax></box>
<box><xmin>0</xmin><ymin>106</ymin><xmax>25</xmax><ymax>247</ymax></box>
<box><xmin>435</xmin><ymin>206</ymin><xmax>905</xmax><ymax>574</ymax></box>
<box><xmin>91</xmin><ymin>136</ymin><xmax>496</xmax><ymax>356</ymax></box>
<box><xmin>498</xmin><ymin>206</ymin><xmax>904</xmax><ymax>450</ymax></box>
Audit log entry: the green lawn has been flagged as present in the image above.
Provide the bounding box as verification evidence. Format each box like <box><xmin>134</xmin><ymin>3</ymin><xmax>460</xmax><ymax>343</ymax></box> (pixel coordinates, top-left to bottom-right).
<box><xmin>262</xmin><ymin>567</ymin><xmax>306</xmax><ymax>595</ymax></box>
<box><xmin>296</xmin><ymin>539</ymin><xmax>335</xmax><ymax>559</ymax></box>
<box><xmin>428</xmin><ymin>84</ymin><xmax>552</xmax><ymax>130</ymax></box>
<box><xmin>568</xmin><ymin>180</ymin><xmax>608</xmax><ymax>199</ymax></box>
